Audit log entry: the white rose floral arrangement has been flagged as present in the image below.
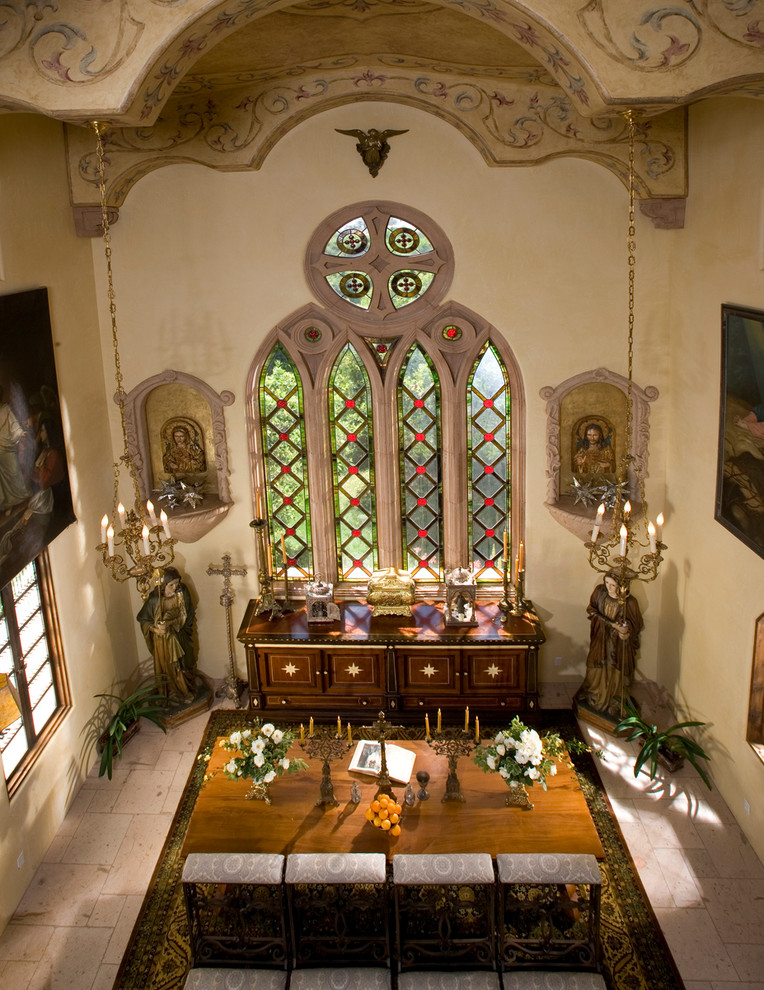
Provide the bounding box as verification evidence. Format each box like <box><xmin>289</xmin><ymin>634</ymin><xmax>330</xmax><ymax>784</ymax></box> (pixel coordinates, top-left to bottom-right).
<box><xmin>473</xmin><ymin>716</ymin><xmax>566</xmax><ymax>793</ymax></box>
<box><xmin>219</xmin><ymin>722</ymin><xmax>307</xmax><ymax>787</ymax></box>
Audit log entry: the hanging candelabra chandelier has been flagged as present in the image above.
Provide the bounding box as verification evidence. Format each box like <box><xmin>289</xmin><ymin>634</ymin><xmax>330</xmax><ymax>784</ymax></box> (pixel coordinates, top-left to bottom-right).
<box><xmin>91</xmin><ymin>122</ymin><xmax>177</xmax><ymax>600</ymax></box>
<box><xmin>584</xmin><ymin>110</ymin><xmax>666</xmax><ymax>585</ymax></box>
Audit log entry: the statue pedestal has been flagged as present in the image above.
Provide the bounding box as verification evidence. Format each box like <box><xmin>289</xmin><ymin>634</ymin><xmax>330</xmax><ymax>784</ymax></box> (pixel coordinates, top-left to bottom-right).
<box><xmin>159</xmin><ymin>670</ymin><xmax>214</xmax><ymax>729</ymax></box>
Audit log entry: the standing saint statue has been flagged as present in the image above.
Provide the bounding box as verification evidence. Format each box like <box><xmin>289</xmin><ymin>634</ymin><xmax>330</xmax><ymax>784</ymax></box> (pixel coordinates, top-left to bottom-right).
<box><xmin>137</xmin><ymin>567</ymin><xmax>196</xmax><ymax>702</ymax></box>
<box><xmin>575</xmin><ymin>570</ymin><xmax>643</xmax><ymax>719</ymax></box>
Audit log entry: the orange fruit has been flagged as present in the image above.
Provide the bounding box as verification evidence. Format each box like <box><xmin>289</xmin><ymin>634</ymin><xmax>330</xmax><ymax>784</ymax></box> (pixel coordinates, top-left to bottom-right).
<box><xmin>371</xmin><ymin>800</ymin><xmax>380</xmax><ymax>812</ymax></box>
<box><xmin>381</xmin><ymin>818</ymin><xmax>392</xmax><ymax>830</ymax></box>
<box><xmin>364</xmin><ymin>808</ymin><xmax>374</xmax><ymax>821</ymax></box>
<box><xmin>394</xmin><ymin>803</ymin><xmax>402</xmax><ymax>814</ymax></box>
<box><xmin>378</xmin><ymin>808</ymin><xmax>389</xmax><ymax>819</ymax></box>
<box><xmin>391</xmin><ymin>824</ymin><xmax>401</xmax><ymax>836</ymax></box>
<box><xmin>373</xmin><ymin>816</ymin><xmax>382</xmax><ymax>827</ymax></box>
<box><xmin>389</xmin><ymin>812</ymin><xmax>399</xmax><ymax>824</ymax></box>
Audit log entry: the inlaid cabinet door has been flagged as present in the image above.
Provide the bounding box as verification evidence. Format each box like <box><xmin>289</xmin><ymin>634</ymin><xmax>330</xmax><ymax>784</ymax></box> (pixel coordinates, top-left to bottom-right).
<box><xmin>396</xmin><ymin>648</ymin><xmax>459</xmax><ymax>693</ymax></box>
<box><xmin>260</xmin><ymin>648</ymin><xmax>321</xmax><ymax>690</ymax></box>
<box><xmin>463</xmin><ymin>649</ymin><xmax>524</xmax><ymax>691</ymax></box>
<box><xmin>324</xmin><ymin>648</ymin><xmax>386</xmax><ymax>692</ymax></box>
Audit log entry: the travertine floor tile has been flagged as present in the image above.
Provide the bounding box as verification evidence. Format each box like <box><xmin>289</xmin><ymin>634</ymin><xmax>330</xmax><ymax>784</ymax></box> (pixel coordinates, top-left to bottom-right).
<box><xmin>61</xmin><ymin>812</ymin><xmax>132</xmax><ymax>866</ymax></box>
<box><xmin>14</xmin><ymin>863</ymin><xmax>107</xmax><ymax>927</ymax></box>
<box><xmin>0</xmin><ymin>922</ymin><xmax>54</xmax><ymax>961</ymax></box>
<box><xmin>102</xmin><ymin>894</ymin><xmax>143</xmax><ymax>965</ymax></box>
<box><xmin>654</xmin><ymin>906</ymin><xmax>737</xmax><ymax>981</ymax></box>
<box><xmin>101</xmin><ymin>812</ymin><xmax>173</xmax><ymax>896</ymax></box>
<box><xmin>699</xmin><ymin>878</ymin><xmax>764</xmax><ymax>943</ymax></box>
<box><xmin>26</xmin><ymin>925</ymin><xmax>111</xmax><ymax>990</ymax></box>
<box><xmin>110</xmin><ymin>768</ymin><xmax>176</xmax><ymax>816</ymax></box>
<box><xmin>653</xmin><ymin>847</ymin><xmax>704</xmax><ymax>907</ymax></box>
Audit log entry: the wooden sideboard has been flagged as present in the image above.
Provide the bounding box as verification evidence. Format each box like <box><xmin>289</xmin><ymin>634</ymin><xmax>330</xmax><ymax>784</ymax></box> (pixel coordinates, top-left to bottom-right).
<box><xmin>237</xmin><ymin>601</ymin><xmax>544</xmax><ymax>718</ymax></box>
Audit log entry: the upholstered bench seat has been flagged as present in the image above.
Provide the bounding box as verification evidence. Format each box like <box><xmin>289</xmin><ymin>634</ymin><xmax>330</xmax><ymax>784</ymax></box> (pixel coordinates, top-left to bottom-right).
<box><xmin>495</xmin><ymin>853</ymin><xmax>601</xmax><ymax>886</ymax></box>
<box><xmin>285</xmin><ymin>852</ymin><xmax>387</xmax><ymax>884</ymax></box>
<box><xmin>182</xmin><ymin>968</ymin><xmax>287</xmax><ymax>990</ymax></box>
<box><xmin>397</xmin><ymin>972</ymin><xmax>501</xmax><ymax>989</ymax></box>
<box><xmin>502</xmin><ymin>972</ymin><xmax>607</xmax><ymax>989</ymax></box>
<box><xmin>182</xmin><ymin>852</ymin><xmax>285</xmax><ymax>884</ymax></box>
<box><xmin>289</xmin><ymin>967</ymin><xmax>392</xmax><ymax>989</ymax></box>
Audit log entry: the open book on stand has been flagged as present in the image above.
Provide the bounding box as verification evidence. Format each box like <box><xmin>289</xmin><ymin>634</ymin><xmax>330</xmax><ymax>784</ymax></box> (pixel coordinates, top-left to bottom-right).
<box><xmin>348</xmin><ymin>740</ymin><xmax>416</xmax><ymax>783</ymax></box>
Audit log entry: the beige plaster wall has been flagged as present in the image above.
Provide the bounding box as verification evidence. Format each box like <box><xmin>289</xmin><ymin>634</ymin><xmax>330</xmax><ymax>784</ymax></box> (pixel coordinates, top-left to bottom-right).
<box><xmin>92</xmin><ymin>100</ymin><xmax>670</xmax><ymax>697</ymax></box>
<box><xmin>659</xmin><ymin>98</ymin><xmax>764</xmax><ymax>859</ymax></box>
<box><xmin>0</xmin><ymin>115</ymin><xmax>137</xmax><ymax>931</ymax></box>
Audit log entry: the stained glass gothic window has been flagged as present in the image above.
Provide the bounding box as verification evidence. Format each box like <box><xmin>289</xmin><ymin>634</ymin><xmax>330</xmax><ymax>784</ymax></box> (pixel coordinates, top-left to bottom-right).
<box><xmin>468</xmin><ymin>344</ymin><xmax>510</xmax><ymax>581</ymax></box>
<box><xmin>259</xmin><ymin>345</ymin><xmax>312</xmax><ymax>578</ymax></box>
<box><xmin>399</xmin><ymin>346</ymin><xmax>442</xmax><ymax>579</ymax></box>
<box><xmin>329</xmin><ymin>345</ymin><xmax>377</xmax><ymax>581</ymax></box>
<box><xmin>252</xmin><ymin>201</ymin><xmax>521</xmax><ymax>592</ymax></box>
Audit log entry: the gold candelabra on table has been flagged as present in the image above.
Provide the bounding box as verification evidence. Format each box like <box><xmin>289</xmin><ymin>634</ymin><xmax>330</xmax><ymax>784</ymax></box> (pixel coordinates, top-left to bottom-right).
<box><xmin>425</xmin><ymin>708</ymin><xmax>478</xmax><ymax>803</ymax></box>
<box><xmin>299</xmin><ymin>719</ymin><xmax>353</xmax><ymax>807</ymax></box>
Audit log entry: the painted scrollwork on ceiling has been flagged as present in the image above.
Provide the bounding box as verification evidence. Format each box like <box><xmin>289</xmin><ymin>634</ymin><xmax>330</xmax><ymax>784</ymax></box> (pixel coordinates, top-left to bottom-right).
<box><xmin>65</xmin><ymin>62</ymin><xmax>686</xmax><ymax>211</ymax></box>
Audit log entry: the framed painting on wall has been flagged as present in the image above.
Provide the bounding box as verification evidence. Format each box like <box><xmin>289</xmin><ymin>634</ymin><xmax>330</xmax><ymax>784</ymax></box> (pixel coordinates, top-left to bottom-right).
<box><xmin>0</xmin><ymin>287</ymin><xmax>76</xmax><ymax>589</ymax></box>
<box><xmin>716</xmin><ymin>303</ymin><xmax>764</xmax><ymax>559</ymax></box>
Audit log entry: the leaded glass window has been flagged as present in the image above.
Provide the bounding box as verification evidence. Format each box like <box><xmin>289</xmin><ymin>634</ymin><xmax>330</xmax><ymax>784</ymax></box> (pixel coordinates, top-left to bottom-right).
<box><xmin>468</xmin><ymin>344</ymin><xmax>511</xmax><ymax>581</ymax></box>
<box><xmin>330</xmin><ymin>345</ymin><xmax>377</xmax><ymax>581</ymax></box>
<box><xmin>260</xmin><ymin>345</ymin><xmax>312</xmax><ymax>578</ymax></box>
<box><xmin>0</xmin><ymin>555</ymin><xmax>66</xmax><ymax>784</ymax></box>
<box><xmin>252</xmin><ymin>201</ymin><xmax>522</xmax><ymax>594</ymax></box>
<box><xmin>399</xmin><ymin>345</ymin><xmax>442</xmax><ymax>579</ymax></box>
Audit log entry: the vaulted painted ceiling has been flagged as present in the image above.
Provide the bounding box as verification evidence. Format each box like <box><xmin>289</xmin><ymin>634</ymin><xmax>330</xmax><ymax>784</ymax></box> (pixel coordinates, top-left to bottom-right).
<box><xmin>1</xmin><ymin>0</ymin><xmax>762</xmax><ymax>224</ymax></box>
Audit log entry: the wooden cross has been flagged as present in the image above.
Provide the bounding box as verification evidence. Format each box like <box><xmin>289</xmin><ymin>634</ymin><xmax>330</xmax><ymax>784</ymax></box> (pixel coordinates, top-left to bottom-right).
<box><xmin>206</xmin><ymin>554</ymin><xmax>248</xmax><ymax>706</ymax></box>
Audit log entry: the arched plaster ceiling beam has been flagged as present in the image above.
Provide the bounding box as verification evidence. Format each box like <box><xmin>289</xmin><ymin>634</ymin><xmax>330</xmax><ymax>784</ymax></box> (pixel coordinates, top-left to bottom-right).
<box><xmin>0</xmin><ymin>0</ymin><xmax>762</xmax><ymax>124</ymax></box>
<box><xmin>65</xmin><ymin>65</ymin><xmax>686</xmax><ymax>229</ymax></box>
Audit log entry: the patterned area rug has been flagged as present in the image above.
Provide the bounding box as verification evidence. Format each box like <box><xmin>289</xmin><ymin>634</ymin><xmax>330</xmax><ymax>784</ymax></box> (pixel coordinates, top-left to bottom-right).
<box><xmin>114</xmin><ymin>709</ymin><xmax>685</xmax><ymax>990</ymax></box>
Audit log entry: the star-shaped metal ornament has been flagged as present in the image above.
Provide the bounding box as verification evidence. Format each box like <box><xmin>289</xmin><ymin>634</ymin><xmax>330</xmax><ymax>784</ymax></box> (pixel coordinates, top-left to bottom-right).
<box><xmin>594</xmin><ymin>480</ymin><xmax>628</xmax><ymax>510</ymax></box>
<box><xmin>154</xmin><ymin>477</ymin><xmax>206</xmax><ymax>509</ymax></box>
<box><xmin>568</xmin><ymin>476</ymin><xmax>600</xmax><ymax>506</ymax></box>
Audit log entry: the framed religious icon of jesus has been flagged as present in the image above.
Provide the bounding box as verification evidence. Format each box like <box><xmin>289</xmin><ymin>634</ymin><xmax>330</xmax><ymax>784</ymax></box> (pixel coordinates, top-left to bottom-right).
<box><xmin>716</xmin><ymin>303</ymin><xmax>764</xmax><ymax>560</ymax></box>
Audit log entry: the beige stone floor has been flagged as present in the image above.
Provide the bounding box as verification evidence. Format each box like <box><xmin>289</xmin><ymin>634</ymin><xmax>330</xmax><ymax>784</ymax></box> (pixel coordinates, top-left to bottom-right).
<box><xmin>0</xmin><ymin>689</ymin><xmax>762</xmax><ymax>990</ymax></box>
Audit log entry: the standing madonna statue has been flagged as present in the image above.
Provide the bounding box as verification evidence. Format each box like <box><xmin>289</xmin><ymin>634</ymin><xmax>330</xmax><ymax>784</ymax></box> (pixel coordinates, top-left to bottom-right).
<box><xmin>575</xmin><ymin>569</ymin><xmax>643</xmax><ymax>720</ymax></box>
<box><xmin>137</xmin><ymin>567</ymin><xmax>196</xmax><ymax>703</ymax></box>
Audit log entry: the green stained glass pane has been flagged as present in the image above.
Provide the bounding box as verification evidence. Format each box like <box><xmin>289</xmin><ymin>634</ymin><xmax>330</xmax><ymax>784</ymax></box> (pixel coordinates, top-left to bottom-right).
<box><xmin>388</xmin><ymin>270</ymin><xmax>435</xmax><ymax>310</ymax></box>
<box><xmin>259</xmin><ymin>345</ymin><xmax>312</xmax><ymax>578</ymax></box>
<box><xmin>386</xmin><ymin>216</ymin><xmax>435</xmax><ymax>256</ymax></box>
<box><xmin>467</xmin><ymin>344</ymin><xmax>511</xmax><ymax>582</ymax></box>
<box><xmin>326</xmin><ymin>271</ymin><xmax>373</xmax><ymax>310</ymax></box>
<box><xmin>330</xmin><ymin>345</ymin><xmax>376</xmax><ymax>580</ymax></box>
<box><xmin>324</xmin><ymin>217</ymin><xmax>370</xmax><ymax>257</ymax></box>
<box><xmin>399</xmin><ymin>345</ymin><xmax>442</xmax><ymax>580</ymax></box>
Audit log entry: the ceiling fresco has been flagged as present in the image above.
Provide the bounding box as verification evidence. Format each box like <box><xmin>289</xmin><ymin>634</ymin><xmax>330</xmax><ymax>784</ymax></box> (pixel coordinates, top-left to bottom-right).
<box><xmin>1</xmin><ymin>0</ymin><xmax>762</xmax><ymax>223</ymax></box>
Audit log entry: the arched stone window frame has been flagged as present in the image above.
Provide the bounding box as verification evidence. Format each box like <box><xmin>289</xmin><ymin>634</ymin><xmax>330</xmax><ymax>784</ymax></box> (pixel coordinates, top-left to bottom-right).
<box><xmin>246</xmin><ymin>201</ymin><xmax>525</xmax><ymax>596</ymax></box>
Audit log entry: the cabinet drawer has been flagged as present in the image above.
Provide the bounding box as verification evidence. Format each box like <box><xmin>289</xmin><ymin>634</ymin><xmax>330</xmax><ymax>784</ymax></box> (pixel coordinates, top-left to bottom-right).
<box><xmin>463</xmin><ymin>649</ymin><xmax>524</xmax><ymax>692</ymax></box>
<box><xmin>396</xmin><ymin>649</ymin><xmax>459</xmax><ymax>693</ymax></box>
<box><xmin>260</xmin><ymin>648</ymin><xmax>321</xmax><ymax>690</ymax></box>
<box><xmin>324</xmin><ymin>648</ymin><xmax>386</xmax><ymax>692</ymax></box>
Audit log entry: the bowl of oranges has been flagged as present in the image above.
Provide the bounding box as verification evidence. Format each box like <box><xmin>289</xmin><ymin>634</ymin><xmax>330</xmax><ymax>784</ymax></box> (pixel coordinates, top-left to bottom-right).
<box><xmin>364</xmin><ymin>792</ymin><xmax>403</xmax><ymax>836</ymax></box>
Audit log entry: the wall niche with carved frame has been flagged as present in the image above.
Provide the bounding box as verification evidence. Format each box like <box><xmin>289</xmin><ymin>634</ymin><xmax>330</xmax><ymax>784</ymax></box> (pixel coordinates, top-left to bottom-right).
<box><xmin>121</xmin><ymin>370</ymin><xmax>235</xmax><ymax>542</ymax></box>
<box><xmin>540</xmin><ymin>368</ymin><xmax>658</xmax><ymax>542</ymax></box>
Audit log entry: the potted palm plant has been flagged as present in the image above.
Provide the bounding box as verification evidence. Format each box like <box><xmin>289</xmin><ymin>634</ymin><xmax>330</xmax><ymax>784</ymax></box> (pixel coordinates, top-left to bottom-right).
<box><xmin>615</xmin><ymin>698</ymin><xmax>712</xmax><ymax>790</ymax></box>
<box><xmin>96</xmin><ymin>680</ymin><xmax>168</xmax><ymax>779</ymax></box>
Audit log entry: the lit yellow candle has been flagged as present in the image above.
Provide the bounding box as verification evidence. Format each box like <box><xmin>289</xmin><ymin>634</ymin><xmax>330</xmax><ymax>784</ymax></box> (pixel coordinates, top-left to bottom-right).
<box><xmin>266</xmin><ymin>541</ymin><xmax>273</xmax><ymax>577</ymax></box>
<box><xmin>256</xmin><ymin>488</ymin><xmax>263</xmax><ymax>518</ymax></box>
<box><xmin>518</xmin><ymin>542</ymin><xmax>524</xmax><ymax>572</ymax></box>
<box><xmin>347</xmin><ymin>723</ymin><xmax>352</xmax><ymax>745</ymax></box>
<box><xmin>503</xmin><ymin>530</ymin><xmax>508</xmax><ymax>561</ymax></box>
<box><xmin>300</xmin><ymin>723</ymin><xmax>305</xmax><ymax>744</ymax></box>
<box><xmin>337</xmin><ymin>715</ymin><xmax>341</xmax><ymax>737</ymax></box>
<box><xmin>464</xmin><ymin>706</ymin><xmax>469</xmax><ymax>731</ymax></box>
<box><xmin>514</xmin><ymin>553</ymin><xmax>520</xmax><ymax>585</ymax></box>
<box><xmin>309</xmin><ymin>717</ymin><xmax>314</xmax><ymax>736</ymax></box>
<box><xmin>281</xmin><ymin>534</ymin><xmax>288</xmax><ymax>576</ymax></box>
<box><xmin>437</xmin><ymin>708</ymin><xmax>441</xmax><ymax>732</ymax></box>
<box><xmin>425</xmin><ymin>713</ymin><xmax>430</xmax><ymax>741</ymax></box>
<box><xmin>475</xmin><ymin>716</ymin><xmax>480</xmax><ymax>743</ymax></box>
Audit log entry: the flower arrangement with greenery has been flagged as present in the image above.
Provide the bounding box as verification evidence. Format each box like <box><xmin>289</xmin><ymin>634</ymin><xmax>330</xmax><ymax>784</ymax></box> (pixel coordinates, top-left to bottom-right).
<box><xmin>473</xmin><ymin>716</ymin><xmax>566</xmax><ymax>791</ymax></box>
<box><xmin>219</xmin><ymin>721</ymin><xmax>307</xmax><ymax>784</ymax></box>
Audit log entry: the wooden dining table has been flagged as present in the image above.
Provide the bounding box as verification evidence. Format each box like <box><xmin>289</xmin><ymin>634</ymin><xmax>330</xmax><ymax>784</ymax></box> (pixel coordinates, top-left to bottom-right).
<box><xmin>181</xmin><ymin>738</ymin><xmax>604</xmax><ymax>861</ymax></box>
